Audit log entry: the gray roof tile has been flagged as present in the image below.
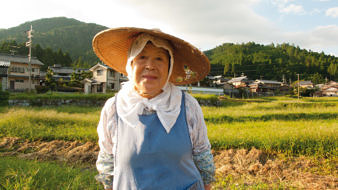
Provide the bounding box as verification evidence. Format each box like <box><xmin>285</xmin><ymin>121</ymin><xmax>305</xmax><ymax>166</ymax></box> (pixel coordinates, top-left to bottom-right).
<box><xmin>0</xmin><ymin>54</ymin><xmax>44</xmax><ymax>66</ymax></box>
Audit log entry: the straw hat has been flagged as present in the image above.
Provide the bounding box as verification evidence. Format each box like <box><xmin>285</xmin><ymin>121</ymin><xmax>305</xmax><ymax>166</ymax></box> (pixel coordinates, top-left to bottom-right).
<box><xmin>92</xmin><ymin>27</ymin><xmax>210</xmax><ymax>85</ymax></box>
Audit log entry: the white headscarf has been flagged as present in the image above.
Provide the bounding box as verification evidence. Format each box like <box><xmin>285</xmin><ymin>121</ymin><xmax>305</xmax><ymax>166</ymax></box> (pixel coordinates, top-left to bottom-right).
<box><xmin>116</xmin><ymin>33</ymin><xmax>182</xmax><ymax>133</ymax></box>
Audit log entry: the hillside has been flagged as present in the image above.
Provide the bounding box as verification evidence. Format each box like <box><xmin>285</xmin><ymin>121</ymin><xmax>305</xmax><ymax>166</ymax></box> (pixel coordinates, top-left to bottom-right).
<box><xmin>205</xmin><ymin>42</ymin><xmax>338</xmax><ymax>82</ymax></box>
<box><xmin>1</xmin><ymin>17</ymin><xmax>336</xmax><ymax>82</ymax></box>
<box><xmin>0</xmin><ymin>17</ymin><xmax>107</xmax><ymax>66</ymax></box>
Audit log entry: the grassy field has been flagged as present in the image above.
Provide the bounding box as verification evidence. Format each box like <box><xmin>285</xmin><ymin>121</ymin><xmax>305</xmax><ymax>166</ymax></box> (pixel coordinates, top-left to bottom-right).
<box><xmin>9</xmin><ymin>91</ymin><xmax>116</xmax><ymax>100</ymax></box>
<box><xmin>0</xmin><ymin>157</ymin><xmax>99</xmax><ymax>190</ymax></box>
<box><xmin>0</xmin><ymin>96</ymin><xmax>337</xmax><ymax>189</ymax></box>
<box><xmin>204</xmin><ymin>97</ymin><xmax>338</xmax><ymax>156</ymax></box>
<box><xmin>1</xmin><ymin>96</ymin><xmax>337</xmax><ymax>156</ymax></box>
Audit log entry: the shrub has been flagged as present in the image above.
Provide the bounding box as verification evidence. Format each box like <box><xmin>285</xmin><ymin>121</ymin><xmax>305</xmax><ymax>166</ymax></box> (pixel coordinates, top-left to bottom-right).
<box><xmin>56</xmin><ymin>86</ymin><xmax>83</xmax><ymax>92</ymax></box>
<box><xmin>0</xmin><ymin>90</ymin><xmax>9</xmax><ymax>105</ymax></box>
<box><xmin>35</xmin><ymin>86</ymin><xmax>50</xmax><ymax>94</ymax></box>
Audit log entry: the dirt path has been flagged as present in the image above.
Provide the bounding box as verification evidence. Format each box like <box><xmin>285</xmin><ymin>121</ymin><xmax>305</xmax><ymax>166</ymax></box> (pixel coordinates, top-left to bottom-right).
<box><xmin>1</xmin><ymin>137</ymin><xmax>337</xmax><ymax>189</ymax></box>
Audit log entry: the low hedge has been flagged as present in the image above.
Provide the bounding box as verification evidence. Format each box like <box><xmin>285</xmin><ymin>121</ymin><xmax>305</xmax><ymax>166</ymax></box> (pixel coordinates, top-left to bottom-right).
<box><xmin>0</xmin><ymin>90</ymin><xmax>10</xmax><ymax>106</ymax></box>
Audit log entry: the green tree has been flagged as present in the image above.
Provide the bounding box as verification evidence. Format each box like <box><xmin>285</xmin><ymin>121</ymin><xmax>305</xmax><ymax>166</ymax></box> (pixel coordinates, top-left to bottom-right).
<box><xmin>309</xmin><ymin>73</ymin><xmax>324</xmax><ymax>84</ymax></box>
<box><xmin>45</xmin><ymin>68</ymin><xmax>56</xmax><ymax>90</ymax></box>
<box><xmin>327</xmin><ymin>63</ymin><xmax>337</xmax><ymax>80</ymax></box>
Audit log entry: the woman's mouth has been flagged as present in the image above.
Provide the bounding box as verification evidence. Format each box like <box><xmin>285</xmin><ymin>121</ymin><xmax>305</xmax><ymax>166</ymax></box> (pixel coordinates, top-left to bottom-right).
<box><xmin>142</xmin><ymin>75</ymin><xmax>158</xmax><ymax>80</ymax></box>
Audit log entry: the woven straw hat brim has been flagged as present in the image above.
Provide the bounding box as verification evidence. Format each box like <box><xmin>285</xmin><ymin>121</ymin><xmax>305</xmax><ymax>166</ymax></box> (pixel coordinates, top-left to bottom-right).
<box><xmin>92</xmin><ymin>27</ymin><xmax>210</xmax><ymax>85</ymax></box>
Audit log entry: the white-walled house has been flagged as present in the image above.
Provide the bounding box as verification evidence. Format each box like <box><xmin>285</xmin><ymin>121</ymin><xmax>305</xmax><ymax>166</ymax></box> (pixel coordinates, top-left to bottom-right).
<box><xmin>84</xmin><ymin>63</ymin><xmax>128</xmax><ymax>93</ymax></box>
<box><xmin>0</xmin><ymin>54</ymin><xmax>44</xmax><ymax>91</ymax></box>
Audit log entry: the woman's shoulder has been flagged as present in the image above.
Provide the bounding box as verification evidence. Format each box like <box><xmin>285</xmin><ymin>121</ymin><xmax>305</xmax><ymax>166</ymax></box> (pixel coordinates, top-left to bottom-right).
<box><xmin>184</xmin><ymin>92</ymin><xmax>201</xmax><ymax>111</ymax></box>
<box><xmin>102</xmin><ymin>95</ymin><xmax>117</xmax><ymax>114</ymax></box>
<box><xmin>183</xmin><ymin>91</ymin><xmax>200</xmax><ymax>108</ymax></box>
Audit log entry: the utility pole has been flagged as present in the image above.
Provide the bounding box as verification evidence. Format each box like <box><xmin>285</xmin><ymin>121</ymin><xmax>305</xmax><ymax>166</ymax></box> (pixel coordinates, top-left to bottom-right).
<box><xmin>26</xmin><ymin>25</ymin><xmax>33</xmax><ymax>93</ymax></box>
<box><xmin>297</xmin><ymin>73</ymin><xmax>300</xmax><ymax>100</ymax></box>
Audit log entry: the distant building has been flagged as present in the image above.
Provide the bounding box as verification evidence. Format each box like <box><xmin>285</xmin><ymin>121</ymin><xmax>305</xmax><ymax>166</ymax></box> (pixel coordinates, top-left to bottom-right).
<box><xmin>299</xmin><ymin>81</ymin><xmax>314</xmax><ymax>89</ymax></box>
<box><xmin>0</xmin><ymin>54</ymin><xmax>44</xmax><ymax>91</ymax></box>
<box><xmin>228</xmin><ymin>76</ymin><xmax>249</xmax><ymax>88</ymax></box>
<box><xmin>84</xmin><ymin>63</ymin><xmax>128</xmax><ymax>93</ymax></box>
<box><xmin>0</xmin><ymin>60</ymin><xmax>10</xmax><ymax>91</ymax></box>
<box><xmin>321</xmin><ymin>81</ymin><xmax>338</xmax><ymax>97</ymax></box>
<box><xmin>207</xmin><ymin>75</ymin><xmax>229</xmax><ymax>87</ymax></box>
<box><xmin>249</xmin><ymin>79</ymin><xmax>283</xmax><ymax>93</ymax></box>
<box><xmin>48</xmin><ymin>64</ymin><xmax>88</xmax><ymax>81</ymax></box>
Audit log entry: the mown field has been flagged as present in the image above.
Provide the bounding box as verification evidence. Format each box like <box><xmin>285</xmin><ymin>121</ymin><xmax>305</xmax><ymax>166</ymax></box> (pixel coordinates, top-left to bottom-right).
<box><xmin>0</xmin><ymin>96</ymin><xmax>337</xmax><ymax>189</ymax></box>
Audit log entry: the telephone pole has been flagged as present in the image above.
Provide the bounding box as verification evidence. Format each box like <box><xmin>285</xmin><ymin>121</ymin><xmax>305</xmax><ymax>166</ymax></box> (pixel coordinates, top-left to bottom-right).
<box><xmin>26</xmin><ymin>25</ymin><xmax>33</xmax><ymax>92</ymax></box>
<box><xmin>297</xmin><ymin>74</ymin><xmax>300</xmax><ymax>100</ymax></box>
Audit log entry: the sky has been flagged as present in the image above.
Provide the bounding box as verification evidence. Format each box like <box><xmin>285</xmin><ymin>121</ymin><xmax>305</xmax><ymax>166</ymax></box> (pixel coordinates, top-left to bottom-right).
<box><xmin>1</xmin><ymin>0</ymin><xmax>338</xmax><ymax>56</ymax></box>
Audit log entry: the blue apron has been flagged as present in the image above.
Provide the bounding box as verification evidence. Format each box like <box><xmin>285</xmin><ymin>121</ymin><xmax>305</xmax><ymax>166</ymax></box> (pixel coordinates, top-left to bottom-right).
<box><xmin>113</xmin><ymin>92</ymin><xmax>204</xmax><ymax>190</ymax></box>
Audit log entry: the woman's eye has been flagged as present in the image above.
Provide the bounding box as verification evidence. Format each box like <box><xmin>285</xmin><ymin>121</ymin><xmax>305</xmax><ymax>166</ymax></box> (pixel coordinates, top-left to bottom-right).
<box><xmin>156</xmin><ymin>57</ymin><xmax>163</xmax><ymax>61</ymax></box>
<box><xmin>139</xmin><ymin>56</ymin><xmax>146</xmax><ymax>59</ymax></box>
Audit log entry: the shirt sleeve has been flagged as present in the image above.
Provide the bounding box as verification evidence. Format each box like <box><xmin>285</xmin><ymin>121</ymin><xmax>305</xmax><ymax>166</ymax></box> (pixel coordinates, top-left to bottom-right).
<box><xmin>95</xmin><ymin>97</ymin><xmax>116</xmax><ymax>189</ymax></box>
<box><xmin>184</xmin><ymin>93</ymin><xmax>216</xmax><ymax>185</ymax></box>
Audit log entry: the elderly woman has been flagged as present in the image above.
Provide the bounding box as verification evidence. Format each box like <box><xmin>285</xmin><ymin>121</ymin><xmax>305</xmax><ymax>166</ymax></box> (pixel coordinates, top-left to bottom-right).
<box><xmin>93</xmin><ymin>28</ymin><xmax>215</xmax><ymax>190</ymax></box>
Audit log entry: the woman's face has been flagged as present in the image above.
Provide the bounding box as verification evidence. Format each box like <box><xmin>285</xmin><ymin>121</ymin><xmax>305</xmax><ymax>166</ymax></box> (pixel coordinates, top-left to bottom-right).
<box><xmin>131</xmin><ymin>42</ymin><xmax>169</xmax><ymax>99</ymax></box>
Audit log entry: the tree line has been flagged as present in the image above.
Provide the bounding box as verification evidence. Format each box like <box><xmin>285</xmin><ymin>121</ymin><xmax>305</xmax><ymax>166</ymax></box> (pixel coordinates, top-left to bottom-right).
<box><xmin>205</xmin><ymin>42</ymin><xmax>338</xmax><ymax>83</ymax></box>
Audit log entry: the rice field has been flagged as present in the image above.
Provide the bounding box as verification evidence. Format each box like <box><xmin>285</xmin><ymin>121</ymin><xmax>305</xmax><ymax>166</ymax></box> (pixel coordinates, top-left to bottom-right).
<box><xmin>0</xmin><ymin>157</ymin><xmax>99</xmax><ymax>190</ymax></box>
<box><xmin>0</xmin><ymin>96</ymin><xmax>337</xmax><ymax>156</ymax></box>
<box><xmin>0</xmin><ymin>96</ymin><xmax>337</xmax><ymax>189</ymax></box>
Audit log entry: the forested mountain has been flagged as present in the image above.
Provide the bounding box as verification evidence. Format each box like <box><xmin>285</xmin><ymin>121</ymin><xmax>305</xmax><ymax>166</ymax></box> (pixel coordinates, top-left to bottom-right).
<box><xmin>0</xmin><ymin>17</ymin><xmax>107</xmax><ymax>68</ymax></box>
<box><xmin>0</xmin><ymin>17</ymin><xmax>337</xmax><ymax>82</ymax></box>
<box><xmin>205</xmin><ymin>42</ymin><xmax>338</xmax><ymax>83</ymax></box>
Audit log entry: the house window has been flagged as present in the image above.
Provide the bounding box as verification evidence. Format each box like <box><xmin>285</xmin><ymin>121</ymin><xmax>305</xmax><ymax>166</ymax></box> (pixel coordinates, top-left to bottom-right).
<box><xmin>97</xmin><ymin>83</ymin><xmax>103</xmax><ymax>92</ymax></box>
<box><xmin>15</xmin><ymin>79</ymin><xmax>24</xmax><ymax>83</ymax></box>
<box><xmin>10</xmin><ymin>67</ymin><xmax>25</xmax><ymax>73</ymax></box>
<box><xmin>110</xmin><ymin>83</ymin><xmax>115</xmax><ymax>89</ymax></box>
<box><xmin>97</xmin><ymin>70</ymin><xmax>103</xmax><ymax>76</ymax></box>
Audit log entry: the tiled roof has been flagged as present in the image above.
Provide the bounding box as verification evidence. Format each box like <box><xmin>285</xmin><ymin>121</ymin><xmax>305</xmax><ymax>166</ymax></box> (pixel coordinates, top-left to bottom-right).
<box><xmin>90</xmin><ymin>62</ymin><xmax>113</xmax><ymax>71</ymax></box>
<box><xmin>228</xmin><ymin>76</ymin><xmax>248</xmax><ymax>83</ymax></box>
<box><xmin>299</xmin><ymin>81</ymin><xmax>313</xmax><ymax>85</ymax></box>
<box><xmin>255</xmin><ymin>79</ymin><xmax>282</xmax><ymax>84</ymax></box>
<box><xmin>0</xmin><ymin>53</ymin><xmax>44</xmax><ymax>66</ymax></box>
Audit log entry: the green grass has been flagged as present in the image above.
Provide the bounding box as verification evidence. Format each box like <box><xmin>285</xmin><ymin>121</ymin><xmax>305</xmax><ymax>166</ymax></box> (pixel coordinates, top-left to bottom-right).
<box><xmin>0</xmin><ymin>97</ymin><xmax>337</xmax><ymax>156</ymax></box>
<box><xmin>207</xmin><ymin>120</ymin><xmax>337</xmax><ymax>156</ymax></box>
<box><xmin>0</xmin><ymin>156</ymin><xmax>100</xmax><ymax>190</ymax></box>
<box><xmin>203</xmin><ymin>97</ymin><xmax>338</xmax><ymax>156</ymax></box>
<box><xmin>9</xmin><ymin>91</ymin><xmax>116</xmax><ymax>100</ymax></box>
<box><xmin>0</xmin><ymin>107</ymin><xmax>100</xmax><ymax>142</ymax></box>
<box><xmin>0</xmin><ymin>96</ymin><xmax>337</xmax><ymax>189</ymax></box>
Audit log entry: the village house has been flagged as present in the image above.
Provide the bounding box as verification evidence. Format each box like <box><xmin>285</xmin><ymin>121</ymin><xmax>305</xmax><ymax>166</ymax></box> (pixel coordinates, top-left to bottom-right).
<box><xmin>249</xmin><ymin>79</ymin><xmax>283</xmax><ymax>94</ymax></box>
<box><xmin>0</xmin><ymin>54</ymin><xmax>44</xmax><ymax>91</ymax></box>
<box><xmin>84</xmin><ymin>63</ymin><xmax>128</xmax><ymax>93</ymax></box>
<box><xmin>299</xmin><ymin>81</ymin><xmax>314</xmax><ymax>89</ymax></box>
<box><xmin>0</xmin><ymin>60</ymin><xmax>10</xmax><ymax>91</ymax></box>
<box><xmin>227</xmin><ymin>76</ymin><xmax>250</xmax><ymax>88</ymax></box>
<box><xmin>48</xmin><ymin>64</ymin><xmax>88</xmax><ymax>81</ymax></box>
<box><xmin>206</xmin><ymin>75</ymin><xmax>229</xmax><ymax>87</ymax></box>
<box><xmin>321</xmin><ymin>81</ymin><xmax>338</xmax><ymax>97</ymax></box>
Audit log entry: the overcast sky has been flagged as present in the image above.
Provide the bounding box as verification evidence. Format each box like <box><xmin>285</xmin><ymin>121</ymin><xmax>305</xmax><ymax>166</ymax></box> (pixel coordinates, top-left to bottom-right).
<box><xmin>1</xmin><ymin>0</ymin><xmax>338</xmax><ymax>56</ymax></box>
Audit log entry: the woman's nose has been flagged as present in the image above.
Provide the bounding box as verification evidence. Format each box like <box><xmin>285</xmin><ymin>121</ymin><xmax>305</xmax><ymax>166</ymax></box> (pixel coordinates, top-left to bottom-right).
<box><xmin>145</xmin><ymin>59</ymin><xmax>155</xmax><ymax>69</ymax></box>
